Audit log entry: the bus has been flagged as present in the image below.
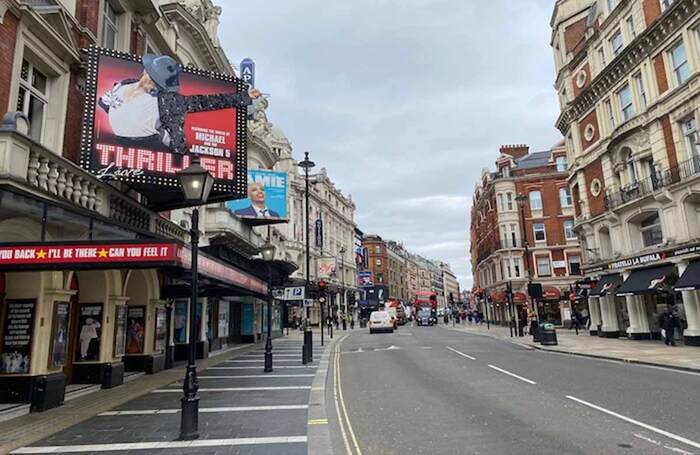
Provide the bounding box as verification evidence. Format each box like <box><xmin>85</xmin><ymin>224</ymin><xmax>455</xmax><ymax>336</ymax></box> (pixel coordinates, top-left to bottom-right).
<box><xmin>413</xmin><ymin>291</ymin><xmax>438</xmax><ymax>326</ymax></box>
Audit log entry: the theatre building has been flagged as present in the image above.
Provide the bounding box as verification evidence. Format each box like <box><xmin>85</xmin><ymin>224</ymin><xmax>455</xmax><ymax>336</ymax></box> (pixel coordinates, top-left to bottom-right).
<box><xmin>0</xmin><ymin>0</ymin><xmax>293</xmax><ymax>415</ymax></box>
<box><xmin>551</xmin><ymin>0</ymin><xmax>700</xmax><ymax>344</ymax></box>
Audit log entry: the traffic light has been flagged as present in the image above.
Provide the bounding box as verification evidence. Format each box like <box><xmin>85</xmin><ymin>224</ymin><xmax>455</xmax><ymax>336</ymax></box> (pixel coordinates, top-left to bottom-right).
<box><xmin>318</xmin><ymin>280</ymin><xmax>327</xmax><ymax>290</ymax></box>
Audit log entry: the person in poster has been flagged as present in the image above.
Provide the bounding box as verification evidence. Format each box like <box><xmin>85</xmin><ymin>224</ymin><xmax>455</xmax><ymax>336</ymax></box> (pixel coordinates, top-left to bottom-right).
<box><xmin>126</xmin><ymin>319</ymin><xmax>144</xmax><ymax>353</ymax></box>
<box><xmin>98</xmin><ymin>54</ymin><xmax>262</xmax><ymax>154</ymax></box>
<box><xmin>78</xmin><ymin>317</ymin><xmax>101</xmax><ymax>361</ymax></box>
<box><xmin>233</xmin><ymin>182</ymin><xmax>280</xmax><ymax>218</ymax></box>
<box><xmin>51</xmin><ymin>303</ymin><xmax>70</xmax><ymax>368</ymax></box>
<box><xmin>174</xmin><ymin>302</ymin><xmax>188</xmax><ymax>343</ymax></box>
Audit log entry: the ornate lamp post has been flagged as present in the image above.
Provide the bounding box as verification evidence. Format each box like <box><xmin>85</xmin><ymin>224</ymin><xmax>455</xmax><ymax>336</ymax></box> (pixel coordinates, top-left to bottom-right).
<box><xmin>260</xmin><ymin>242</ymin><xmax>276</xmax><ymax>373</ymax></box>
<box><xmin>516</xmin><ymin>192</ymin><xmax>540</xmax><ymax>340</ymax></box>
<box><xmin>298</xmin><ymin>152</ymin><xmax>315</xmax><ymax>364</ymax></box>
<box><xmin>176</xmin><ymin>157</ymin><xmax>215</xmax><ymax>441</ymax></box>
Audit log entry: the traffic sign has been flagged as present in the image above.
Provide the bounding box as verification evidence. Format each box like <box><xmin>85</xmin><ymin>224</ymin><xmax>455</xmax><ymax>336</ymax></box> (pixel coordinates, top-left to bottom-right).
<box><xmin>284</xmin><ymin>286</ymin><xmax>305</xmax><ymax>301</ymax></box>
<box><xmin>303</xmin><ymin>299</ymin><xmax>314</xmax><ymax>307</ymax></box>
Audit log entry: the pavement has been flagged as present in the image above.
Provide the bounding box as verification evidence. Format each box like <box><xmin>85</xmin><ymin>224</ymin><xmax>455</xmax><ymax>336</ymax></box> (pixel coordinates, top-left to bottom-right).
<box><xmin>444</xmin><ymin>321</ymin><xmax>700</xmax><ymax>372</ymax></box>
<box><xmin>326</xmin><ymin>324</ymin><xmax>700</xmax><ymax>454</ymax></box>
<box><xmin>3</xmin><ymin>331</ymin><xmax>335</xmax><ymax>454</ymax></box>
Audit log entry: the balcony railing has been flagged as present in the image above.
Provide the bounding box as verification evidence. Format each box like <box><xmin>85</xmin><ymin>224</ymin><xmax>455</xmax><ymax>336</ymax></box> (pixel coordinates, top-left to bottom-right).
<box><xmin>605</xmin><ymin>156</ymin><xmax>700</xmax><ymax>210</ymax></box>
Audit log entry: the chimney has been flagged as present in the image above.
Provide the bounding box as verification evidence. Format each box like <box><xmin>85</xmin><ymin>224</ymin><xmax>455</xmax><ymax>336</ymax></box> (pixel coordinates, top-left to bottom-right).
<box><xmin>499</xmin><ymin>144</ymin><xmax>529</xmax><ymax>159</ymax></box>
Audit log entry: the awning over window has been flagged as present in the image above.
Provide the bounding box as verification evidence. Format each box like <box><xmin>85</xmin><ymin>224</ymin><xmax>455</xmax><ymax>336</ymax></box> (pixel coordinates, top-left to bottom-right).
<box><xmin>616</xmin><ymin>265</ymin><xmax>676</xmax><ymax>297</ymax></box>
<box><xmin>492</xmin><ymin>290</ymin><xmax>507</xmax><ymax>303</ymax></box>
<box><xmin>589</xmin><ymin>274</ymin><xmax>622</xmax><ymax>297</ymax></box>
<box><xmin>675</xmin><ymin>261</ymin><xmax>700</xmax><ymax>291</ymax></box>
<box><xmin>542</xmin><ymin>286</ymin><xmax>561</xmax><ymax>300</ymax></box>
<box><xmin>513</xmin><ymin>292</ymin><xmax>527</xmax><ymax>304</ymax></box>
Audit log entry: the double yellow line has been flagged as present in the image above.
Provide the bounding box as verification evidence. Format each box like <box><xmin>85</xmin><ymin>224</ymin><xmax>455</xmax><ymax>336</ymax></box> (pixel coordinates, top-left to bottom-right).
<box><xmin>333</xmin><ymin>336</ymin><xmax>362</xmax><ymax>455</ymax></box>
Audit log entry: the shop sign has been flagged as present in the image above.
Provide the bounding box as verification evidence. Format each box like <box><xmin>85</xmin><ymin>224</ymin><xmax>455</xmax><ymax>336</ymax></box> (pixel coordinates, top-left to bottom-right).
<box><xmin>113</xmin><ymin>305</ymin><xmax>127</xmax><ymax>357</ymax></box>
<box><xmin>177</xmin><ymin>248</ymin><xmax>267</xmax><ymax>295</ymax></box>
<box><xmin>227</xmin><ymin>170</ymin><xmax>287</xmax><ymax>224</ymax></box>
<box><xmin>49</xmin><ymin>302</ymin><xmax>70</xmax><ymax>369</ymax></box>
<box><xmin>126</xmin><ymin>306</ymin><xmax>146</xmax><ymax>354</ymax></box>
<box><xmin>174</xmin><ymin>301</ymin><xmax>188</xmax><ymax>344</ymax></box>
<box><xmin>154</xmin><ymin>307</ymin><xmax>167</xmax><ymax>353</ymax></box>
<box><xmin>0</xmin><ymin>243</ymin><xmax>178</xmax><ymax>266</ymax></box>
<box><xmin>0</xmin><ymin>299</ymin><xmax>36</xmax><ymax>374</ymax></box>
<box><xmin>79</xmin><ymin>46</ymin><xmax>250</xmax><ymax>209</ymax></box>
<box><xmin>552</xmin><ymin>260</ymin><xmax>567</xmax><ymax>269</ymax></box>
<box><xmin>240</xmin><ymin>58</ymin><xmax>255</xmax><ymax>88</ymax></box>
<box><xmin>75</xmin><ymin>304</ymin><xmax>103</xmax><ymax>362</ymax></box>
<box><xmin>608</xmin><ymin>252</ymin><xmax>666</xmax><ymax>271</ymax></box>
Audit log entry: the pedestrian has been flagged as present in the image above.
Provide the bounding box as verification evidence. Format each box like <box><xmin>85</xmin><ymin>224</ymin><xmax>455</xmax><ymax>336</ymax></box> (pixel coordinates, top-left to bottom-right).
<box><xmin>342</xmin><ymin>314</ymin><xmax>347</xmax><ymax>331</ymax></box>
<box><xmin>349</xmin><ymin>314</ymin><xmax>355</xmax><ymax>330</ymax></box>
<box><xmin>571</xmin><ymin>308</ymin><xmax>581</xmax><ymax>335</ymax></box>
<box><xmin>659</xmin><ymin>306</ymin><xmax>678</xmax><ymax>346</ymax></box>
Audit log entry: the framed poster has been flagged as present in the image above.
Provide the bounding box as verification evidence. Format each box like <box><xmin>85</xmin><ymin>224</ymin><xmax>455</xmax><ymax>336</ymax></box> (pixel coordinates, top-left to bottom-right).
<box><xmin>75</xmin><ymin>304</ymin><xmax>103</xmax><ymax>362</ymax></box>
<box><xmin>226</xmin><ymin>170</ymin><xmax>288</xmax><ymax>225</ymax></box>
<box><xmin>49</xmin><ymin>302</ymin><xmax>70</xmax><ymax>369</ymax></box>
<box><xmin>0</xmin><ymin>299</ymin><xmax>36</xmax><ymax>374</ymax></box>
<box><xmin>174</xmin><ymin>300</ymin><xmax>188</xmax><ymax>344</ymax></box>
<box><xmin>241</xmin><ymin>303</ymin><xmax>253</xmax><ymax>335</ymax></box>
<box><xmin>79</xmin><ymin>46</ymin><xmax>250</xmax><ymax>210</ymax></box>
<box><xmin>125</xmin><ymin>306</ymin><xmax>146</xmax><ymax>354</ymax></box>
<box><xmin>113</xmin><ymin>305</ymin><xmax>127</xmax><ymax>357</ymax></box>
<box><xmin>218</xmin><ymin>304</ymin><xmax>229</xmax><ymax>338</ymax></box>
<box><xmin>154</xmin><ymin>307</ymin><xmax>167</xmax><ymax>353</ymax></box>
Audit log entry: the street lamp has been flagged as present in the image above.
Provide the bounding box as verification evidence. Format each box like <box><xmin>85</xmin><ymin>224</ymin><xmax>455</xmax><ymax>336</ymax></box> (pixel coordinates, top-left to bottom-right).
<box><xmin>260</xmin><ymin>242</ymin><xmax>276</xmax><ymax>373</ymax></box>
<box><xmin>339</xmin><ymin>246</ymin><xmax>346</xmax><ymax>319</ymax></box>
<box><xmin>298</xmin><ymin>152</ymin><xmax>315</xmax><ymax>364</ymax></box>
<box><xmin>176</xmin><ymin>156</ymin><xmax>215</xmax><ymax>441</ymax></box>
<box><xmin>516</xmin><ymin>192</ymin><xmax>539</xmax><ymax>339</ymax></box>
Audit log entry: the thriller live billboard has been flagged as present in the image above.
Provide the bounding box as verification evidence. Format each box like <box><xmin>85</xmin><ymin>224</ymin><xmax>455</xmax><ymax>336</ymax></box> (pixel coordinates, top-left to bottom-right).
<box><xmin>79</xmin><ymin>46</ymin><xmax>250</xmax><ymax>210</ymax></box>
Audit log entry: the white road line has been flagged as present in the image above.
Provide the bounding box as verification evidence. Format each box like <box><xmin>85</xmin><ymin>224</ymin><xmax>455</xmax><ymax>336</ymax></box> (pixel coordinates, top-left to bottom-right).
<box><xmin>446</xmin><ymin>346</ymin><xmax>476</xmax><ymax>360</ymax></box>
<box><xmin>487</xmin><ymin>364</ymin><xmax>536</xmax><ymax>385</ymax></box>
<box><xmin>225</xmin><ymin>360</ymin><xmax>316</xmax><ymax>364</ymax></box>
<box><xmin>197</xmin><ymin>374</ymin><xmax>315</xmax><ymax>378</ymax></box>
<box><xmin>152</xmin><ymin>386</ymin><xmax>311</xmax><ymax>393</ymax></box>
<box><xmin>99</xmin><ymin>405</ymin><xmax>309</xmax><ymax>416</ymax></box>
<box><xmin>634</xmin><ymin>433</ymin><xmax>695</xmax><ymax>455</ymax></box>
<box><xmin>209</xmin><ymin>366</ymin><xmax>315</xmax><ymax>370</ymax></box>
<box><xmin>241</xmin><ymin>354</ymin><xmax>304</xmax><ymax>357</ymax></box>
<box><xmin>567</xmin><ymin>396</ymin><xmax>700</xmax><ymax>450</ymax></box>
<box><xmin>10</xmin><ymin>436</ymin><xmax>308</xmax><ymax>453</ymax></box>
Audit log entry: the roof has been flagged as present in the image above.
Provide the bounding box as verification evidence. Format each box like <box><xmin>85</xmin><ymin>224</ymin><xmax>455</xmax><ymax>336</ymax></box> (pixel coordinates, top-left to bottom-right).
<box><xmin>515</xmin><ymin>151</ymin><xmax>551</xmax><ymax>169</ymax></box>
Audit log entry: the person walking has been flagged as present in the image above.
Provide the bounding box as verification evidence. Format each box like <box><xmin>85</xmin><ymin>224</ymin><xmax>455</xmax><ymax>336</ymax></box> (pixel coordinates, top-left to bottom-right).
<box><xmin>659</xmin><ymin>306</ymin><xmax>678</xmax><ymax>346</ymax></box>
<box><xmin>571</xmin><ymin>308</ymin><xmax>581</xmax><ymax>335</ymax></box>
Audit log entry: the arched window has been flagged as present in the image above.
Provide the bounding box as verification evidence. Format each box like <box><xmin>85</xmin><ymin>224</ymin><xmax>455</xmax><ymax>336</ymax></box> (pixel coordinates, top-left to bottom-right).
<box><xmin>624</xmin><ymin>149</ymin><xmax>637</xmax><ymax>184</ymax></box>
<box><xmin>639</xmin><ymin>213</ymin><xmax>663</xmax><ymax>247</ymax></box>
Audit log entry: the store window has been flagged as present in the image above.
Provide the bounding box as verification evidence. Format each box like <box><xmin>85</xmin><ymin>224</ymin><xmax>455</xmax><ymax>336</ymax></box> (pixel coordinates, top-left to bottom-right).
<box><xmin>559</xmin><ymin>187</ymin><xmax>573</xmax><ymax>208</ymax></box>
<box><xmin>529</xmin><ymin>191</ymin><xmax>542</xmax><ymax>210</ymax></box>
<box><xmin>533</xmin><ymin>222</ymin><xmax>546</xmax><ymax>242</ymax></box>
<box><xmin>568</xmin><ymin>255</ymin><xmax>582</xmax><ymax>275</ymax></box>
<box><xmin>640</xmin><ymin>213</ymin><xmax>663</xmax><ymax>247</ymax></box>
<box><xmin>101</xmin><ymin>1</ymin><xmax>119</xmax><ymax>49</ymax></box>
<box><xmin>17</xmin><ymin>59</ymin><xmax>48</xmax><ymax>142</ymax></box>
<box><xmin>669</xmin><ymin>40</ymin><xmax>690</xmax><ymax>86</ymax></box>
<box><xmin>564</xmin><ymin>220</ymin><xmax>576</xmax><ymax>240</ymax></box>
<box><xmin>617</xmin><ymin>83</ymin><xmax>634</xmax><ymax>121</ymax></box>
<box><xmin>536</xmin><ymin>256</ymin><xmax>551</xmax><ymax>277</ymax></box>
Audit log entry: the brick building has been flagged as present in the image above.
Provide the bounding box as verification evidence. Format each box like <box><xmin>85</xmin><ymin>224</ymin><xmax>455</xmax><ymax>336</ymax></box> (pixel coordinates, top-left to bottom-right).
<box><xmin>470</xmin><ymin>143</ymin><xmax>583</xmax><ymax>325</ymax></box>
<box><xmin>551</xmin><ymin>0</ymin><xmax>700</xmax><ymax>344</ymax></box>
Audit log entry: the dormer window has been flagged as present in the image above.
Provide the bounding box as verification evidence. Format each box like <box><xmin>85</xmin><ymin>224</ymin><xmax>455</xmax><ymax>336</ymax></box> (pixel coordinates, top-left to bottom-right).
<box><xmin>501</xmin><ymin>166</ymin><xmax>510</xmax><ymax>178</ymax></box>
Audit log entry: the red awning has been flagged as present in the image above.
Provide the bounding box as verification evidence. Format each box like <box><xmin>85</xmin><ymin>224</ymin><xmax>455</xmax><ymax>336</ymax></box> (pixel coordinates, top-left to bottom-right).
<box><xmin>513</xmin><ymin>292</ymin><xmax>527</xmax><ymax>304</ymax></box>
<box><xmin>0</xmin><ymin>241</ymin><xmax>267</xmax><ymax>295</ymax></box>
<box><xmin>543</xmin><ymin>286</ymin><xmax>562</xmax><ymax>300</ymax></box>
<box><xmin>492</xmin><ymin>290</ymin><xmax>507</xmax><ymax>303</ymax></box>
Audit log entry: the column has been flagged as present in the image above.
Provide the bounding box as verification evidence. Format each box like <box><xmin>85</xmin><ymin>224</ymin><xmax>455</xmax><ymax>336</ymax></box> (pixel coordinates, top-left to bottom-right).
<box><xmin>625</xmin><ymin>295</ymin><xmax>648</xmax><ymax>340</ymax></box>
<box><xmin>599</xmin><ymin>294</ymin><xmax>619</xmax><ymax>337</ymax></box>
<box><xmin>588</xmin><ymin>296</ymin><xmax>602</xmax><ymax>335</ymax></box>
<box><xmin>676</xmin><ymin>261</ymin><xmax>700</xmax><ymax>345</ymax></box>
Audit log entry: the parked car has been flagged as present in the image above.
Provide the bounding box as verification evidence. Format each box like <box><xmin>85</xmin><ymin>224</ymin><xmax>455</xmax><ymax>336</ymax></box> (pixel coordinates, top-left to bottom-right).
<box><xmin>369</xmin><ymin>311</ymin><xmax>394</xmax><ymax>334</ymax></box>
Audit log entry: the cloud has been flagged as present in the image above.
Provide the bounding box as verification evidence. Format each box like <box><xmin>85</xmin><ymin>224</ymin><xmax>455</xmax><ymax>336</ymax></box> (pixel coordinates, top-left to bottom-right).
<box><xmin>220</xmin><ymin>0</ymin><xmax>562</xmax><ymax>290</ymax></box>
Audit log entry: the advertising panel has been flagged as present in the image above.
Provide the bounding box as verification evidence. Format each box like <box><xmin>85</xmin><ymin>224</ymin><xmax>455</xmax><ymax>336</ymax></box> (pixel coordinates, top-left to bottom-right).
<box><xmin>113</xmin><ymin>305</ymin><xmax>127</xmax><ymax>357</ymax></box>
<box><xmin>174</xmin><ymin>301</ymin><xmax>188</xmax><ymax>343</ymax></box>
<box><xmin>49</xmin><ymin>302</ymin><xmax>70</xmax><ymax>369</ymax></box>
<box><xmin>79</xmin><ymin>46</ymin><xmax>250</xmax><ymax>209</ymax></box>
<box><xmin>241</xmin><ymin>303</ymin><xmax>254</xmax><ymax>335</ymax></box>
<box><xmin>358</xmin><ymin>271</ymin><xmax>372</xmax><ymax>286</ymax></box>
<box><xmin>226</xmin><ymin>169</ymin><xmax>287</xmax><ymax>223</ymax></box>
<box><xmin>0</xmin><ymin>299</ymin><xmax>36</xmax><ymax>374</ymax></box>
<box><xmin>154</xmin><ymin>307</ymin><xmax>167</xmax><ymax>353</ymax></box>
<box><xmin>318</xmin><ymin>257</ymin><xmax>337</xmax><ymax>279</ymax></box>
<box><xmin>126</xmin><ymin>306</ymin><xmax>146</xmax><ymax>354</ymax></box>
<box><xmin>218</xmin><ymin>304</ymin><xmax>230</xmax><ymax>339</ymax></box>
<box><xmin>75</xmin><ymin>304</ymin><xmax>103</xmax><ymax>362</ymax></box>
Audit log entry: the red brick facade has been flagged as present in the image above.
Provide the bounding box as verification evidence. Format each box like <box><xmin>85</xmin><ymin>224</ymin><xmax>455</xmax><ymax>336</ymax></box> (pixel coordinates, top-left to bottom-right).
<box><xmin>653</xmin><ymin>53</ymin><xmax>669</xmax><ymax>95</ymax></box>
<box><xmin>578</xmin><ymin>109</ymin><xmax>600</xmax><ymax>152</ymax></box>
<box><xmin>660</xmin><ymin>115</ymin><xmax>679</xmax><ymax>169</ymax></box>
<box><xmin>571</xmin><ymin>62</ymin><xmax>591</xmax><ymax>98</ymax></box>
<box><xmin>643</xmin><ymin>0</ymin><xmax>662</xmax><ymax>26</ymax></box>
<box><xmin>582</xmin><ymin>159</ymin><xmax>606</xmax><ymax>218</ymax></box>
<box><xmin>0</xmin><ymin>11</ymin><xmax>19</xmax><ymax>113</ymax></box>
<box><xmin>564</xmin><ymin>17</ymin><xmax>587</xmax><ymax>55</ymax></box>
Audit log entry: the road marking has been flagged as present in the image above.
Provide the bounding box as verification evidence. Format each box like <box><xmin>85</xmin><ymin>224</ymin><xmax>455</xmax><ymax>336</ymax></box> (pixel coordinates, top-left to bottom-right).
<box><xmin>209</xmin><ymin>366</ymin><xmax>315</xmax><ymax>370</ymax></box>
<box><xmin>197</xmin><ymin>374</ymin><xmax>315</xmax><ymax>379</ymax></box>
<box><xmin>152</xmin><ymin>386</ymin><xmax>311</xmax><ymax>393</ymax></box>
<box><xmin>333</xmin><ymin>340</ymin><xmax>352</xmax><ymax>454</ymax></box>
<box><xmin>308</xmin><ymin>418</ymin><xmax>328</xmax><ymax>425</ymax></box>
<box><xmin>225</xmin><ymin>359</ymin><xmax>315</xmax><ymax>363</ymax></box>
<box><xmin>334</xmin><ymin>336</ymin><xmax>363</xmax><ymax>455</ymax></box>
<box><xmin>99</xmin><ymin>405</ymin><xmax>309</xmax><ymax>416</ymax></box>
<box><xmin>446</xmin><ymin>346</ymin><xmax>475</xmax><ymax>360</ymax></box>
<box><xmin>634</xmin><ymin>433</ymin><xmax>695</xmax><ymax>455</ymax></box>
<box><xmin>487</xmin><ymin>365</ymin><xmax>536</xmax><ymax>384</ymax></box>
<box><xmin>374</xmin><ymin>345</ymin><xmax>401</xmax><ymax>351</ymax></box>
<box><xmin>10</xmin><ymin>436</ymin><xmax>308</xmax><ymax>453</ymax></box>
<box><xmin>567</xmin><ymin>396</ymin><xmax>700</xmax><ymax>450</ymax></box>
<box><xmin>241</xmin><ymin>354</ymin><xmax>305</xmax><ymax>357</ymax></box>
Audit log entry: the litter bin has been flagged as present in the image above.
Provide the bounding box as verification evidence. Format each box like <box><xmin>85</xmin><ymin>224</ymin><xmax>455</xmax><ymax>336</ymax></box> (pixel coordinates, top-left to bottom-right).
<box><xmin>540</xmin><ymin>323</ymin><xmax>558</xmax><ymax>346</ymax></box>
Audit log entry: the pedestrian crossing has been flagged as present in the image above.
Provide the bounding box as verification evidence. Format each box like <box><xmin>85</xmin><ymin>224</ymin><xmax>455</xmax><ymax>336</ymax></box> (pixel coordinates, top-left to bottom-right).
<box><xmin>11</xmin><ymin>338</ymin><xmax>327</xmax><ymax>455</ymax></box>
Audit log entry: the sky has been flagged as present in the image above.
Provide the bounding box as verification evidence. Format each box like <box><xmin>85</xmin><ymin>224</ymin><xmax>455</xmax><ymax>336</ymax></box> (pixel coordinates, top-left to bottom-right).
<box><xmin>220</xmin><ymin>0</ymin><xmax>563</xmax><ymax>290</ymax></box>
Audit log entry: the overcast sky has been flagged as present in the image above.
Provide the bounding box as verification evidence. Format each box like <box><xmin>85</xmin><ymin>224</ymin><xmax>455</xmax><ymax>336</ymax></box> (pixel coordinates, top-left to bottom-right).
<box><xmin>220</xmin><ymin>0</ymin><xmax>562</xmax><ymax>290</ymax></box>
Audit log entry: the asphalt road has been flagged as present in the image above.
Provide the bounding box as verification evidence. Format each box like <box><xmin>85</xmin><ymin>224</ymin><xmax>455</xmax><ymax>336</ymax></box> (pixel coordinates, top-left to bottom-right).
<box><xmin>326</xmin><ymin>324</ymin><xmax>700</xmax><ymax>455</ymax></box>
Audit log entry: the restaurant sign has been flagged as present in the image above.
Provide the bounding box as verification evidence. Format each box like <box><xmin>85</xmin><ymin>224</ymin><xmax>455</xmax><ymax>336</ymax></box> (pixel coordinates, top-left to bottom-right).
<box><xmin>584</xmin><ymin>243</ymin><xmax>700</xmax><ymax>273</ymax></box>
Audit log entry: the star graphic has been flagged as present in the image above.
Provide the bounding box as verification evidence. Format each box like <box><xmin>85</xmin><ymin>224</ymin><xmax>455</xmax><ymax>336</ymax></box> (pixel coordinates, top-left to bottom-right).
<box><xmin>98</xmin><ymin>248</ymin><xmax>109</xmax><ymax>258</ymax></box>
<box><xmin>36</xmin><ymin>249</ymin><xmax>47</xmax><ymax>259</ymax></box>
